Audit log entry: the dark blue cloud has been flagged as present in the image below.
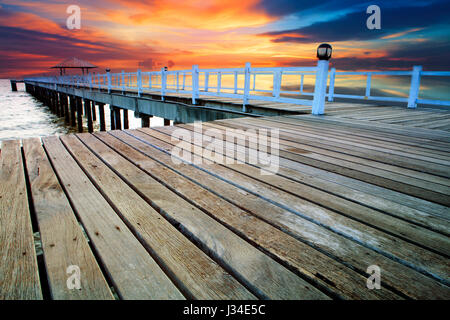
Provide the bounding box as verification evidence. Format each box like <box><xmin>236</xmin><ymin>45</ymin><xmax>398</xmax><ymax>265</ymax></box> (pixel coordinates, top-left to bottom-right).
<box><xmin>253</xmin><ymin>0</ymin><xmax>364</xmax><ymax>17</ymax></box>
<box><xmin>262</xmin><ymin>1</ymin><xmax>450</xmax><ymax>43</ymax></box>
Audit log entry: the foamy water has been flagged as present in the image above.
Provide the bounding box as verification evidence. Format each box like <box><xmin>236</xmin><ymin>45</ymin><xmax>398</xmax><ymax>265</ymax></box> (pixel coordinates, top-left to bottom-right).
<box><xmin>0</xmin><ymin>79</ymin><xmax>168</xmax><ymax>141</ymax></box>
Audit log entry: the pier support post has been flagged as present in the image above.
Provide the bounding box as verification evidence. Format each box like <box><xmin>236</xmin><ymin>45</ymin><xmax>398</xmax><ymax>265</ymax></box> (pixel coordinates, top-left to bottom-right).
<box><xmin>59</xmin><ymin>93</ymin><xmax>65</xmax><ymax>118</ymax></box>
<box><xmin>56</xmin><ymin>92</ymin><xmax>61</xmax><ymax>117</ymax></box>
<box><xmin>110</xmin><ymin>106</ymin><xmax>116</xmax><ymax>130</ymax></box>
<box><xmin>76</xmin><ymin>97</ymin><xmax>83</xmax><ymax>133</ymax></box>
<box><xmin>63</xmin><ymin>94</ymin><xmax>70</xmax><ymax>123</ymax></box>
<box><xmin>114</xmin><ymin>107</ymin><xmax>122</xmax><ymax>130</ymax></box>
<box><xmin>123</xmin><ymin>109</ymin><xmax>129</xmax><ymax>129</ymax></box>
<box><xmin>98</xmin><ymin>103</ymin><xmax>106</xmax><ymax>131</ymax></box>
<box><xmin>69</xmin><ymin>95</ymin><xmax>76</xmax><ymax>127</ymax></box>
<box><xmin>141</xmin><ymin>115</ymin><xmax>150</xmax><ymax>127</ymax></box>
<box><xmin>91</xmin><ymin>101</ymin><xmax>97</xmax><ymax>121</ymax></box>
<box><xmin>85</xmin><ymin>99</ymin><xmax>94</xmax><ymax>133</ymax></box>
<box><xmin>164</xmin><ymin>118</ymin><xmax>171</xmax><ymax>126</ymax></box>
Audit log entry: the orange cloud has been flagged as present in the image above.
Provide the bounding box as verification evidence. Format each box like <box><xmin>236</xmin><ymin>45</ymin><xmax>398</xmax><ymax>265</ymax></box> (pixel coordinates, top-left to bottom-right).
<box><xmin>106</xmin><ymin>0</ymin><xmax>274</xmax><ymax>30</ymax></box>
<box><xmin>381</xmin><ymin>28</ymin><xmax>424</xmax><ymax>40</ymax></box>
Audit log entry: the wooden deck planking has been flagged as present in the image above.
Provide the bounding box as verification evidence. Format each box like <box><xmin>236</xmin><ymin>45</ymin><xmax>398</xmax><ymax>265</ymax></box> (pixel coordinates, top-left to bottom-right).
<box><xmin>104</xmin><ymin>130</ymin><xmax>449</xmax><ymax>299</ymax></box>
<box><xmin>140</xmin><ymin>126</ymin><xmax>450</xmax><ymax>283</ymax></box>
<box><xmin>69</xmin><ymin>133</ymin><xmax>322</xmax><ymax>300</ymax></box>
<box><xmin>1</xmin><ymin>105</ymin><xmax>450</xmax><ymax>300</ymax></box>
<box><xmin>322</xmin><ymin>106</ymin><xmax>450</xmax><ymax>131</ymax></box>
<box><xmin>59</xmin><ymin>135</ymin><xmax>258</xmax><ymax>300</ymax></box>
<box><xmin>125</xmin><ymin>126</ymin><xmax>450</xmax><ymax>299</ymax></box>
<box><xmin>42</xmin><ymin>136</ymin><xmax>185</xmax><ymax>300</ymax></box>
<box><xmin>0</xmin><ymin>140</ymin><xmax>42</xmax><ymax>300</ymax></box>
<box><xmin>93</xmin><ymin>131</ymin><xmax>394</xmax><ymax>299</ymax></box>
<box><xmin>22</xmin><ymin>138</ymin><xmax>114</xmax><ymax>300</ymax></box>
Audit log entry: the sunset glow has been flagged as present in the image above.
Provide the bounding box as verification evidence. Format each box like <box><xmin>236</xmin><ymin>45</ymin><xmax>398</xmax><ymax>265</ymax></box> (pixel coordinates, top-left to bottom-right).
<box><xmin>1</xmin><ymin>0</ymin><xmax>449</xmax><ymax>78</ymax></box>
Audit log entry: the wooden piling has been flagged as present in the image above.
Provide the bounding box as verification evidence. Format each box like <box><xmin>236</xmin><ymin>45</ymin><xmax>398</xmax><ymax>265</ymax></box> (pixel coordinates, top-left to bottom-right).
<box><xmin>59</xmin><ymin>93</ymin><xmax>64</xmax><ymax>118</ymax></box>
<box><xmin>141</xmin><ymin>115</ymin><xmax>150</xmax><ymax>127</ymax></box>
<box><xmin>69</xmin><ymin>96</ymin><xmax>76</xmax><ymax>127</ymax></box>
<box><xmin>76</xmin><ymin>97</ymin><xmax>83</xmax><ymax>133</ymax></box>
<box><xmin>55</xmin><ymin>92</ymin><xmax>61</xmax><ymax>117</ymax></box>
<box><xmin>63</xmin><ymin>94</ymin><xmax>70</xmax><ymax>123</ymax></box>
<box><xmin>10</xmin><ymin>80</ymin><xmax>17</xmax><ymax>91</ymax></box>
<box><xmin>110</xmin><ymin>106</ymin><xmax>116</xmax><ymax>130</ymax></box>
<box><xmin>98</xmin><ymin>103</ymin><xmax>106</xmax><ymax>131</ymax></box>
<box><xmin>114</xmin><ymin>107</ymin><xmax>122</xmax><ymax>130</ymax></box>
<box><xmin>91</xmin><ymin>101</ymin><xmax>97</xmax><ymax>121</ymax></box>
<box><xmin>123</xmin><ymin>109</ymin><xmax>129</xmax><ymax>130</ymax></box>
<box><xmin>85</xmin><ymin>99</ymin><xmax>94</xmax><ymax>133</ymax></box>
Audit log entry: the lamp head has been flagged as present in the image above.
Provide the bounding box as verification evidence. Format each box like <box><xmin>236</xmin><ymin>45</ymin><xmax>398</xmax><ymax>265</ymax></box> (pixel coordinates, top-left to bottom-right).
<box><xmin>317</xmin><ymin>43</ymin><xmax>332</xmax><ymax>60</ymax></box>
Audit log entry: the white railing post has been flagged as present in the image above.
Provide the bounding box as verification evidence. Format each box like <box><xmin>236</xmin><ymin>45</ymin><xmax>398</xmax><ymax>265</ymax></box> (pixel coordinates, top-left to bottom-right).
<box><xmin>204</xmin><ymin>72</ymin><xmax>209</xmax><ymax>92</ymax></box>
<box><xmin>273</xmin><ymin>70</ymin><xmax>282</xmax><ymax>98</ymax></box>
<box><xmin>217</xmin><ymin>72</ymin><xmax>222</xmax><ymax>94</ymax></box>
<box><xmin>234</xmin><ymin>71</ymin><xmax>238</xmax><ymax>94</ymax></box>
<box><xmin>300</xmin><ymin>74</ymin><xmax>304</xmax><ymax>94</ymax></box>
<box><xmin>161</xmin><ymin>67</ymin><xmax>166</xmax><ymax>100</ymax></box>
<box><xmin>312</xmin><ymin>60</ymin><xmax>329</xmax><ymax>115</ymax></box>
<box><xmin>365</xmin><ymin>72</ymin><xmax>372</xmax><ymax>99</ymax></box>
<box><xmin>192</xmin><ymin>65</ymin><xmax>199</xmax><ymax>104</ymax></box>
<box><xmin>107</xmin><ymin>71</ymin><xmax>111</xmax><ymax>93</ymax></box>
<box><xmin>137</xmin><ymin>69</ymin><xmax>142</xmax><ymax>97</ymax></box>
<box><xmin>149</xmin><ymin>74</ymin><xmax>152</xmax><ymax>89</ymax></box>
<box><xmin>182</xmin><ymin>73</ymin><xmax>186</xmax><ymax>90</ymax></box>
<box><xmin>121</xmin><ymin>70</ymin><xmax>125</xmax><ymax>92</ymax></box>
<box><xmin>176</xmin><ymin>72</ymin><xmax>179</xmax><ymax>91</ymax></box>
<box><xmin>243</xmin><ymin>62</ymin><xmax>251</xmax><ymax>112</ymax></box>
<box><xmin>328</xmin><ymin>68</ymin><xmax>336</xmax><ymax>102</ymax></box>
<box><xmin>408</xmin><ymin>65</ymin><xmax>422</xmax><ymax>108</ymax></box>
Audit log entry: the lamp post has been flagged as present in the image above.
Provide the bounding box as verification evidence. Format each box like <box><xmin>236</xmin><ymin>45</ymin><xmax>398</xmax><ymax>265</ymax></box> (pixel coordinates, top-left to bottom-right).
<box><xmin>312</xmin><ymin>43</ymin><xmax>332</xmax><ymax>115</ymax></box>
<box><xmin>106</xmin><ymin>68</ymin><xmax>111</xmax><ymax>93</ymax></box>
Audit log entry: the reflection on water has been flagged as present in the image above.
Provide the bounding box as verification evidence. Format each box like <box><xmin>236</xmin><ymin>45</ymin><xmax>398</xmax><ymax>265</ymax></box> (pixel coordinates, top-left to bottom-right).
<box><xmin>0</xmin><ymin>79</ymin><xmax>169</xmax><ymax>141</ymax></box>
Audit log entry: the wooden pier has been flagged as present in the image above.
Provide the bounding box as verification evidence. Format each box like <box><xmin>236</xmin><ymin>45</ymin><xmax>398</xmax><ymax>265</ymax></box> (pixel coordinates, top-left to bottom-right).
<box><xmin>1</xmin><ymin>106</ymin><xmax>449</xmax><ymax>300</ymax></box>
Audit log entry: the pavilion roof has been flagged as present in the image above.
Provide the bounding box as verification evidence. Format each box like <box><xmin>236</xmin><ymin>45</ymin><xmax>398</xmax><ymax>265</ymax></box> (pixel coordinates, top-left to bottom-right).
<box><xmin>51</xmin><ymin>57</ymin><xmax>97</xmax><ymax>69</ymax></box>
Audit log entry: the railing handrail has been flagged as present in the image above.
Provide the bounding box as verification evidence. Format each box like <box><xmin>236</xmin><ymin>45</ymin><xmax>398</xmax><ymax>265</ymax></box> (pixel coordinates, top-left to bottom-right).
<box><xmin>24</xmin><ymin>63</ymin><xmax>450</xmax><ymax>112</ymax></box>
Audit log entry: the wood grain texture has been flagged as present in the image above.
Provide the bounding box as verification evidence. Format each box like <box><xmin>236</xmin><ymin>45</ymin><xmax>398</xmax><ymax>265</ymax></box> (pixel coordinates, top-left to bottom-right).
<box><xmin>96</xmin><ymin>130</ymin><xmax>398</xmax><ymax>300</ymax></box>
<box><xmin>138</xmin><ymin>126</ymin><xmax>450</xmax><ymax>286</ymax></box>
<box><xmin>60</xmin><ymin>134</ymin><xmax>257</xmax><ymax>300</ymax></box>
<box><xmin>23</xmin><ymin>138</ymin><xmax>114</xmax><ymax>300</ymax></box>
<box><xmin>108</xmin><ymin>129</ymin><xmax>450</xmax><ymax>299</ymax></box>
<box><xmin>0</xmin><ymin>140</ymin><xmax>42</xmax><ymax>300</ymax></box>
<box><xmin>42</xmin><ymin>136</ymin><xmax>184</xmax><ymax>300</ymax></box>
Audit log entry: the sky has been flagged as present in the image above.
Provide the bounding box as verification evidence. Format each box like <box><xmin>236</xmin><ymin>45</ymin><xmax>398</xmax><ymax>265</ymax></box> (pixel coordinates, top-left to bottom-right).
<box><xmin>0</xmin><ymin>0</ymin><xmax>449</xmax><ymax>79</ymax></box>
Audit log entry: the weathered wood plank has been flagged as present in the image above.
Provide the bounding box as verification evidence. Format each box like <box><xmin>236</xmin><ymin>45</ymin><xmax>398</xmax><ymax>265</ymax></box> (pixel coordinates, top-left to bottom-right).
<box><xmin>94</xmin><ymin>131</ymin><xmax>397</xmax><ymax>299</ymax></box>
<box><xmin>269</xmin><ymin>117</ymin><xmax>450</xmax><ymax>156</ymax></box>
<box><xmin>207</xmin><ymin>120</ymin><xmax>450</xmax><ymax>179</ymax></box>
<box><xmin>184</xmin><ymin>122</ymin><xmax>450</xmax><ymax>237</ymax></box>
<box><xmin>0</xmin><ymin>140</ymin><xmax>42</xmax><ymax>300</ymax></box>
<box><xmin>67</xmin><ymin>133</ymin><xmax>326</xmax><ymax>300</ymax></box>
<box><xmin>42</xmin><ymin>136</ymin><xmax>184</xmax><ymax>300</ymax></box>
<box><xmin>22</xmin><ymin>138</ymin><xmax>114</xmax><ymax>300</ymax></box>
<box><xmin>60</xmin><ymin>134</ymin><xmax>258</xmax><ymax>300</ymax></box>
<box><xmin>205</xmin><ymin>121</ymin><xmax>450</xmax><ymax>184</ymax></box>
<box><xmin>114</xmin><ymin>129</ymin><xmax>450</xmax><ymax>299</ymax></box>
<box><xmin>140</xmin><ymin>126</ymin><xmax>450</xmax><ymax>283</ymax></box>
